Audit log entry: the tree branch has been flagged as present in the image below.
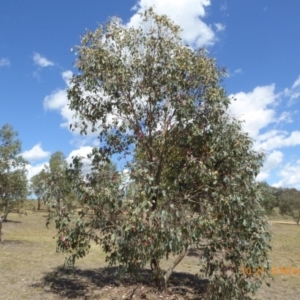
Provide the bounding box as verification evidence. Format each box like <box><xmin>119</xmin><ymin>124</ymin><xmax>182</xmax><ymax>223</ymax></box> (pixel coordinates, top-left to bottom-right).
<box><xmin>163</xmin><ymin>245</ymin><xmax>190</xmax><ymax>288</ymax></box>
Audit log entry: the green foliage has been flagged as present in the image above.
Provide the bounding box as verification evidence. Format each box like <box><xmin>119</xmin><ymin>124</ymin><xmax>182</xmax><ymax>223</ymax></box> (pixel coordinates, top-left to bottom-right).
<box><xmin>278</xmin><ymin>188</ymin><xmax>300</xmax><ymax>224</ymax></box>
<box><xmin>31</xmin><ymin>169</ymin><xmax>49</xmax><ymax>210</ymax></box>
<box><xmin>42</xmin><ymin>151</ymin><xmax>78</xmax><ymax>210</ymax></box>
<box><xmin>257</xmin><ymin>182</ymin><xmax>278</xmax><ymax>215</ymax></box>
<box><xmin>45</xmin><ymin>8</ymin><xmax>271</xmax><ymax>299</ymax></box>
<box><xmin>49</xmin><ymin>151</ymin><xmax>67</xmax><ymax>174</ymax></box>
<box><xmin>0</xmin><ymin>124</ymin><xmax>28</xmax><ymax>220</ymax></box>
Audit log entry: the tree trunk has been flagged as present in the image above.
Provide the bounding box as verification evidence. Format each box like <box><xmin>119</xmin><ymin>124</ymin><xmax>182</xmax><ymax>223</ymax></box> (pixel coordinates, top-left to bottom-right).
<box><xmin>163</xmin><ymin>245</ymin><xmax>190</xmax><ymax>287</ymax></box>
<box><xmin>0</xmin><ymin>216</ymin><xmax>3</xmax><ymax>242</ymax></box>
<box><xmin>151</xmin><ymin>245</ymin><xmax>190</xmax><ymax>290</ymax></box>
<box><xmin>37</xmin><ymin>198</ymin><xmax>41</xmax><ymax>210</ymax></box>
<box><xmin>151</xmin><ymin>259</ymin><xmax>165</xmax><ymax>290</ymax></box>
<box><xmin>2</xmin><ymin>206</ymin><xmax>9</xmax><ymax>222</ymax></box>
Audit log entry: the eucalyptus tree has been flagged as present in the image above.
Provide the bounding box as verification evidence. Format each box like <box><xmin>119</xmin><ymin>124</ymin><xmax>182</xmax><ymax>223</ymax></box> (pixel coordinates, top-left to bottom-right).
<box><xmin>0</xmin><ymin>124</ymin><xmax>28</xmax><ymax>221</ymax></box>
<box><xmin>45</xmin><ymin>8</ymin><xmax>271</xmax><ymax>299</ymax></box>
<box><xmin>278</xmin><ymin>188</ymin><xmax>300</xmax><ymax>224</ymax></box>
<box><xmin>31</xmin><ymin>169</ymin><xmax>49</xmax><ymax>210</ymax></box>
<box><xmin>257</xmin><ymin>182</ymin><xmax>278</xmax><ymax>216</ymax></box>
<box><xmin>43</xmin><ymin>151</ymin><xmax>78</xmax><ymax>211</ymax></box>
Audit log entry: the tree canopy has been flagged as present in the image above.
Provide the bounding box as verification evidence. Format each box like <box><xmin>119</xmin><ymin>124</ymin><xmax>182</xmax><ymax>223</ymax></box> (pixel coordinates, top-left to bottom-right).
<box><xmin>257</xmin><ymin>181</ymin><xmax>278</xmax><ymax>216</ymax></box>
<box><xmin>44</xmin><ymin>8</ymin><xmax>271</xmax><ymax>299</ymax></box>
<box><xmin>0</xmin><ymin>124</ymin><xmax>28</xmax><ymax>221</ymax></box>
<box><xmin>31</xmin><ymin>169</ymin><xmax>49</xmax><ymax>210</ymax></box>
<box><xmin>278</xmin><ymin>187</ymin><xmax>300</xmax><ymax>224</ymax></box>
<box><xmin>34</xmin><ymin>151</ymin><xmax>78</xmax><ymax>212</ymax></box>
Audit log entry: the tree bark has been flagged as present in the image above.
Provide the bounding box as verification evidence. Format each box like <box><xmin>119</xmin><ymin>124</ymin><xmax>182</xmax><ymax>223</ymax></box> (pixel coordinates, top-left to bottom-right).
<box><xmin>2</xmin><ymin>207</ymin><xmax>9</xmax><ymax>222</ymax></box>
<box><xmin>151</xmin><ymin>258</ymin><xmax>164</xmax><ymax>290</ymax></box>
<box><xmin>163</xmin><ymin>245</ymin><xmax>190</xmax><ymax>287</ymax></box>
<box><xmin>151</xmin><ymin>245</ymin><xmax>190</xmax><ymax>290</ymax></box>
<box><xmin>0</xmin><ymin>216</ymin><xmax>3</xmax><ymax>242</ymax></box>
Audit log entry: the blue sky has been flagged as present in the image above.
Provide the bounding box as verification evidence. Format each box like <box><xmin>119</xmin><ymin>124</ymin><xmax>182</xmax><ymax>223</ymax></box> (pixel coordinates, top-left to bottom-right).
<box><xmin>1</xmin><ymin>0</ymin><xmax>300</xmax><ymax>188</ymax></box>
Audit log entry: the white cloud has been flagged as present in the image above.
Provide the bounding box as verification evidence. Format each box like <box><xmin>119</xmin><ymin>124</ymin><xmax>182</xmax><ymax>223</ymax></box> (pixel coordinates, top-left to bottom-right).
<box><xmin>292</xmin><ymin>75</ymin><xmax>300</xmax><ymax>89</ymax></box>
<box><xmin>44</xmin><ymin>70</ymin><xmax>121</xmax><ymax>136</ymax></box>
<box><xmin>62</xmin><ymin>70</ymin><xmax>73</xmax><ymax>85</ymax></box>
<box><xmin>66</xmin><ymin>146</ymin><xmax>94</xmax><ymax>176</ymax></box>
<box><xmin>26</xmin><ymin>146</ymin><xmax>92</xmax><ymax>180</ymax></box>
<box><xmin>44</xmin><ymin>88</ymin><xmax>67</xmax><ymax>110</ymax></box>
<box><xmin>22</xmin><ymin>144</ymin><xmax>51</xmax><ymax>162</ymax></box>
<box><xmin>214</xmin><ymin>23</ymin><xmax>225</xmax><ymax>32</ymax></box>
<box><xmin>66</xmin><ymin>146</ymin><xmax>93</xmax><ymax>164</ymax></box>
<box><xmin>226</xmin><ymin>68</ymin><xmax>243</xmax><ymax>78</ymax></box>
<box><xmin>255</xmin><ymin>130</ymin><xmax>281</xmax><ymax>144</ymax></box>
<box><xmin>280</xmin><ymin>74</ymin><xmax>300</xmax><ymax>105</ymax></box>
<box><xmin>33</xmin><ymin>52</ymin><xmax>54</xmax><ymax>67</ymax></box>
<box><xmin>220</xmin><ymin>1</ymin><xmax>227</xmax><ymax>11</ymax></box>
<box><xmin>43</xmin><ymin>71</ymin><xmax>72</xmax><ymax>109</ymax></box>
<box><xmin>273</xmin><ymin>160</ymin><xmax>300</xmax><ymax>190</ymax></box>
<box><xmin>26</xmin><ymin>162</ymin><xmax>49</xmax><ymax>180</ymax></box>
<box><xmin>44</xmin><ymin>88</ymin><xmax>77</xmax><ymax>130</ymax></box>
<box><xmin>128</xmin><ymin>0</ymin><xmax>217</xmax><ymax>48</ymax></box>
<box><xmin>44</xmin><ymin>70</ymin><xmax>81</xmax><ymax>132</ymax></box>
<box><xmin>263</xmin><ymin>150</ymin><xmax>284</xmax><ymax>171</ymax></box>
<box><xmin>229</xmin><ymin>84</ymin><xmax>277</xmax><ymax>139</ymax></box>
<box><xmin>255</xmin><ymin>130</ymin><xmax>300</xmax><ymax>151</ymax></box>
<box><xmin>228</xmin><ymin>82</ymin><xmax>300</xmax><ymax>156</ymax></box>
<box><xmin>230</xmin><ymin>76</ymin><xmax>300</xmax><ymax>188</ymax></box>
<box><xmin>257</xmin><ymin>150</ymin><xmax>283</xmax><ymax>181</ymax></box>
<box><xmin>277</xmin><ymin>111</ymin><xmax>293</xmax><ymax>123</ymax></box>
<box><xmin>233</xmin><ymin>68</ymin><xmax>243</xmax><ymax>75</ymax></box>
<box><xmin>289</xmin><ymin>75</ymin><xmax>300</xmax><ymax>103</ymax></box>
<box><xmin>227</xmin><ymin>78</ymin><xmax>300</xmax><ymax>189</ymax></box>
<box><xmin>0</xmin><ymin>58</ymin><xmax>10</xmax><ymax>67</ymax></box>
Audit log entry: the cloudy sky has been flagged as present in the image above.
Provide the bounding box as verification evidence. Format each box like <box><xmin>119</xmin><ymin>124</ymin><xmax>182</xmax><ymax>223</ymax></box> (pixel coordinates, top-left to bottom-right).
<box><xmin>1</xmin><ymin>0</ymin><xmax>300</xmax><ymax>188</ymax></box>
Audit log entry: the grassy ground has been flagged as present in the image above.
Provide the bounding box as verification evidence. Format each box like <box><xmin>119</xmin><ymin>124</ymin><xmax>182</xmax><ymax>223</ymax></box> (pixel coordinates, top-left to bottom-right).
<box><xmin>255</xmin><ymin>209</ymin><xmax>300</xmax><ymax>300</ymax></box>
<box><xmin>0</xmin><ymin>206</ymin><xmax>300</xmax><ymax>299</ymax></box>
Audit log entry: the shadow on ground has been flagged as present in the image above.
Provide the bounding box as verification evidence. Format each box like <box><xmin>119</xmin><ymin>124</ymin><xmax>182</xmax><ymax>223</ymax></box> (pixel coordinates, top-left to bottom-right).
<box><xmin>0</xmin><ymin>240</ymin><xmax>23</xmax><ymax>245</ymax></box>
<box><xmin>31</xmin><ymin>266</ymin><xmax>208</xmax><ymax>299</ymax></box>
<box><xmin>3</xmin><ymin>219</ymin><xmax>22</xmax><ymax>223</ymax></box>
<box><xmin>187</xmin><ymin>247</ymin><xmax>203</xmax><ymax>257</ymax></box>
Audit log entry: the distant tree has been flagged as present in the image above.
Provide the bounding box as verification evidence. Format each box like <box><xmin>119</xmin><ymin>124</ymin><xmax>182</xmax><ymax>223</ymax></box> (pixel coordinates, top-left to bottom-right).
<box><xmin>0</xmin><ymin>124</ymin><xmax>28</xmax><ymax>221</ymax></box>
<box><xmin>271</xmin><ymin>186</ymin><xmax>284</xmax><ymax>207</ymax></box>
<box><xmin>44</xmin><ymin>8</ymin><xmax>271</xmax><ymax>299</ymax></box>
<box><xmin>43</xmin><ymin>151</ymin><xmax>76</xmax><ymax>211</ymax></box>
<box><xmin>257</xmin><ymin>182</ymin><xmax>277</xmax><ymax>215</ymax></box>
<box><xmin>49</xmin><ymin>151</ymin><xmax>67</xmax><ymax>174</ymax></box>
<box><xmin>30</xmin><ymin>169</ymin><xmax>49</xmax><ymax>210</ymax></box>
<box><xmin>278</xmin><ymin>188</ymin><xmax>300</xmax><ymax>224</ymax></box>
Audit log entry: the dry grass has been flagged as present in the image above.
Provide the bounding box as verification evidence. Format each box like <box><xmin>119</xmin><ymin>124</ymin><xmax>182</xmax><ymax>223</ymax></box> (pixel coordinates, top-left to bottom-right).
<box><xmin>1</xmin><ymin>204</ymin><xmax>300</xmax><ymax>299</ymax></box>
<box><xmin>0</xmin><ymin>209</ymin><xmax>207</xmax><ymax>300</ymax></box>
<box><xmin>255</xmin><ymin>221</ymin><xmax>300</xmax><ymax>300</ymax></box>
